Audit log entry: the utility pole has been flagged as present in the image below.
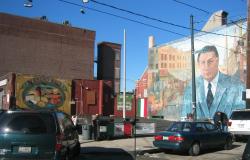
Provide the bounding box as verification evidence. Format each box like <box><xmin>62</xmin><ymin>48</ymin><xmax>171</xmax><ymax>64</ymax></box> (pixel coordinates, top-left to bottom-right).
<box><xmin>190</xmin><ymin>15</ymin><xmax>197</xmax><ymax>120</ymax></box>
<box><xmin>123</xmin><ymin>29</ymin><xmax>126</xmax><ymax>119</ymax></box>
<box><xmin>246</xmin><ymin>0</ymin><xmax>250</xmax><ymax>108</ymax></box>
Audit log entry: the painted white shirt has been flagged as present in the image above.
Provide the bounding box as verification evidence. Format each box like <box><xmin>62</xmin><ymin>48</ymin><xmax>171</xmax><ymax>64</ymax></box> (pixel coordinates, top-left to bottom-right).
<box><xmin>204</xmin><ymin>72</ymin><xmax>219</xmax><ymax>98</ymax></box>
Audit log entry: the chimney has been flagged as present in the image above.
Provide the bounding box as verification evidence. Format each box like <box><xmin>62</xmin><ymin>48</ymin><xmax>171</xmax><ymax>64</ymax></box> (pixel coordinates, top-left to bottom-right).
<box><xmin>149</xmin><ymin>36</ymin><xmax>155</xmax><ymax>48</ymax></box>
<box><xmin>202</xmin><ymin>10</ymin><xmax>228</xmax><ymax>32</ymax></box>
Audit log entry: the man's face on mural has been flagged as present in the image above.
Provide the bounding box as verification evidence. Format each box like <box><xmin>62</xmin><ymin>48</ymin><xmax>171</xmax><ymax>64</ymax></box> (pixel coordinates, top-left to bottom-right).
<box><xmin>198</xmin><ymin>51</ymin><xmax>219</xmax><ymax>82</ymax></box>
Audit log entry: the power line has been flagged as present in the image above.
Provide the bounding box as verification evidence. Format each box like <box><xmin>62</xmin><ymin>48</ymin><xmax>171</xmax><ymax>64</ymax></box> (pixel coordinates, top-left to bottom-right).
<box><xmin>57</xmin><ymin>0</ymin><xmax>186</xmax><ymax>37</ymax></box>
<box><xmin>89</xmin><ymin>0</ymin><xmax>245</xmax><ymax>39</ymax></box>
<box><xmin>57</xmin><ymin>0</ymin><xmax>246</xmax><ymax>50</ymax></box>
<box><xmin>172</xmin><ymin>0</ymin><xmax>246</xmax><ymax>30</ymax></box>
<box><xmin>172</xmin><ymin>0</ymin><xmax>209</xmax><ymax>14</ymax></box>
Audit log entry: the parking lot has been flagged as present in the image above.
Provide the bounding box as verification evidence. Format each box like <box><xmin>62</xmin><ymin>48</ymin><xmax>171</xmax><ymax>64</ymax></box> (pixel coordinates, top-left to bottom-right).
<box><xmin>80</xmin><ymin>137</ymin><xmax>247</xmax><ymax>160</ymax></box>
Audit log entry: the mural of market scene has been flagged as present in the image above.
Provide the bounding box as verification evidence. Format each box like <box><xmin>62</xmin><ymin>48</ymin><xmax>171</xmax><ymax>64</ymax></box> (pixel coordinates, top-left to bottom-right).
<box><xmin>15</xmin><ymin>74</ymin><xmax>71</xmax><ymax>114</ymax></box>
<box><xmin>148</xmin><ymin>20</ymin><xmax>247</xmax><ymax>121</ymax></box>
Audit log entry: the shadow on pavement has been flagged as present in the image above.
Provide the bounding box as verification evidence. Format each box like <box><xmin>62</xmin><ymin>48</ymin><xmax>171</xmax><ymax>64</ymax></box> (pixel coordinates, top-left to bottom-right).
<box><xmin>79</xmin><ymin>147</ymin><xmax>135</xmax><ymax>160</ymax></box>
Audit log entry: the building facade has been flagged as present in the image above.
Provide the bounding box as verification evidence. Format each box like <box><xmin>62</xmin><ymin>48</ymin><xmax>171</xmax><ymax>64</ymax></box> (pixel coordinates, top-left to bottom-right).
<box><xmin>0</xmin><ymin>13</ymin><xmax>95</xmax><ymax>80</ymax></box>
<box><xmin>147</xmin><ymin>17</ymin><xmax>247</xmax><ymax>120</ymax></box>
<box><xmin>97</xmin><ymin>42</ymin><xmax>121</xmax><ymax>95</ymax></box>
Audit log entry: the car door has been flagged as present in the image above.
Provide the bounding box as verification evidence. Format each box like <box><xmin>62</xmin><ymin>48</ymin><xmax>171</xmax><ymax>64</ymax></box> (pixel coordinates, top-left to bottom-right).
<box><xmin>204</xmin><ymin>122</ymin><xmax>225</xmax><ymax>147</ymax></box>
<box><xmin>194</xmin><ymin>123</ymin><xmax>209</xmax><ymax>149</ymax></box>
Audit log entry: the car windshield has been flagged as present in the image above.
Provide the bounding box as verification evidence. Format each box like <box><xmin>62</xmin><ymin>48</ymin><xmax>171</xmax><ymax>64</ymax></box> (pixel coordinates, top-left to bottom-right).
<box><xmin>231</xmin><ymin>111</ymin><xmax>250</xmax><ymax>120</ymax></box>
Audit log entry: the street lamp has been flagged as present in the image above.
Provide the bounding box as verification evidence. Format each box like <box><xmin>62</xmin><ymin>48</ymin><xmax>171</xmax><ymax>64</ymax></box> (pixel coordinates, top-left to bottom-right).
<box><xmin>24</xmin><ymin>0</ymin><xmax>32</xmax><ymax>7</ymax></box>
<box><xmin>82</xmin><ymin>0</ymin><xmax>89</xmax><ymax>3</ymax></box>
<box><xmin>80</xmin><ymin>9</ymin><xmax>85</xmax><ymax>14</ymax></box>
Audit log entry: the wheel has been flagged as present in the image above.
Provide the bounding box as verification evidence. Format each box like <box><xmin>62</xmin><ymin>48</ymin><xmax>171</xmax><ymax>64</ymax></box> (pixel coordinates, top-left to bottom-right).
<box><xmin>224</xmin><ymin>137</ymin><xmax>233</xmax><ymax>150</ymax></box>
<box><xmin>188</xmin><ymin>142</ymin><xmax>200</xmax><ymax>156</ymax></box>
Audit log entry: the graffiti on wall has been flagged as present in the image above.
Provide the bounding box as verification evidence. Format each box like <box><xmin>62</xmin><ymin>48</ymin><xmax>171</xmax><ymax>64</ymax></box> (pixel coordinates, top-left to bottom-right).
<box><xmin>148</xmin><ymin>22</ymin><xmax>247</xmax><ymax>120</ymax></box>
<box><xmin>15</xmin><ymin>74</ymin><xmax>71</xmax><ymax>114</ymax></box>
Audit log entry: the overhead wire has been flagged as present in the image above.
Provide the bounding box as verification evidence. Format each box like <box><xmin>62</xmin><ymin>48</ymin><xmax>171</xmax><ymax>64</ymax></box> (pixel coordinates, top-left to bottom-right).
<box><xmin>57</xmin><ymin>0</ymin><xmax>186</xmax><ymax>37</ymax></box>
<box><xmin>172</xmin><ymin>0</ymin><xmax>246</xmax><ymax>30</ymax></box>
<box><xmin>89</xmin><ymin>0</ymin><xmax>245</xmax><ymax>39</ymax></box>
<box><xmin>57</xmin><ymin>0</ymin><xmax>245</xmax><ymax>51</ymax></box>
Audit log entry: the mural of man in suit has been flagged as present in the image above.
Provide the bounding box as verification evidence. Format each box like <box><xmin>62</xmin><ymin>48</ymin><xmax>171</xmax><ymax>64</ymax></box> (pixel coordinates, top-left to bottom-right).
<box><xmin>181</xmin><ymin>45</ymin><xmax>245</xmax><ymax>120</ymax></box>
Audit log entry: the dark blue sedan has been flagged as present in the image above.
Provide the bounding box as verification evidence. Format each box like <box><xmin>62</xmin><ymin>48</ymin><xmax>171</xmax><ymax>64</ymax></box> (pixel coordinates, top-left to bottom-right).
<box><xmin>153</xmin><ymin>121</ymin><xmax>233</xmax><ymax>156</ymax></box>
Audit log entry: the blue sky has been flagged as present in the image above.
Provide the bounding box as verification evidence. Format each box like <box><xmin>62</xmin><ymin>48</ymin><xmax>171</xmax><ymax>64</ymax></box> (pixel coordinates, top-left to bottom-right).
<box><xmin>0</xmin><ymin>0</ymin><xmax>247</xmax><ymax>91</ymax></box>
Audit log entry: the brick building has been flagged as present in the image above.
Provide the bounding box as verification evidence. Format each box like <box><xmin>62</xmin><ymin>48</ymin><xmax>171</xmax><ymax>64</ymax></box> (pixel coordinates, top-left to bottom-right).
<box><xmin>135</xmin><ymin>68</ymin><xmax>148</xmax><ymax>99</ymax></box>
<box><xmin>97</xmin><ymin>42</ymin><xmax>121</xmax><ymax>95</ymax></box>
<box><xmin>0</xmin><ymin>13</ymin><xmax>95</xmax><ymax>80</ymax></box>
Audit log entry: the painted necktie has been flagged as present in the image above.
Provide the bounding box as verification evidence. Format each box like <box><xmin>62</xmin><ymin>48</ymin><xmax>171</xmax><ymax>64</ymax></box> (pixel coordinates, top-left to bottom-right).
<box><xmin>206</xmin><ymin>82</ymin><xmax>213</xmax><ymax>108</ymax></box>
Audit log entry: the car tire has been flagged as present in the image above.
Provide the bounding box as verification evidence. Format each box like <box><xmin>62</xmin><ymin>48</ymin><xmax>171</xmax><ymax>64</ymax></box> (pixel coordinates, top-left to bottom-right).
<box><xmin>224</xmin><ymin>137</ymin><xmax>233</xmax><ymax>150</ymax></box>
<box><xmin>188</xmin><ymin>142</ymin><xmax>200</xmax><ymax>156</ymax></box>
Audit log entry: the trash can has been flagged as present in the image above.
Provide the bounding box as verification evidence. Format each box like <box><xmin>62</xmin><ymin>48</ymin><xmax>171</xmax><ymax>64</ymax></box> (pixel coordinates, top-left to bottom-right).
<box><xmin>81</xmin><ymin>124</ymin><xmax>92</xmax><ymax>140</ymax></box>
<box><xmin>124</xmin><ymin>121</ymin><xmax>133</xmax><ymax>137</ymax></box>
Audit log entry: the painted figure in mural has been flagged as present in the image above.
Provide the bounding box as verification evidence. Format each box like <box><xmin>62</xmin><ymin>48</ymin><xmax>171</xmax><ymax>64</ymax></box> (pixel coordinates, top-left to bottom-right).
<box><xmin>181</xmin><ymin>45</ymin><xmax>245</xmax><ymax>120</ymax></box>
<box><xmin>48</xmin><ymin>88</ymin><xmax>61</xmax><ymax>105</ymax></box>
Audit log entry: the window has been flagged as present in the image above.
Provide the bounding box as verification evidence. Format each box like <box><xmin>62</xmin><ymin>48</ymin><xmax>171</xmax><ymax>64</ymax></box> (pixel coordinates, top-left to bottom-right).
<box><xmin>183</xmin><ymin>123</ymin><xmax>191</xmax><ymax>132</ymax></box>
<box><xmin>0</xmin><ymin>113</ymin><xmax>55</xmax><ymax>134</ymax></box>
<box><xmin>231</xmin><ymin>111</ymin><xmax>250</xmax><ymax>120</ymax></box>
<box><xmin>195</xmin><ymin>123</ymin><xmax>206</xmax><ymax>133</ymax></box>
<box><xmin>168</xmin><ymin>122</ymin><xmax>183</xmax><ymax>132</ymax></box>
<box><xmin>204</xmin><ymin>123</ymin><xmax>218</xmax><ymax>131</ymax></box>
<box><xmin>87</xmin><ymin>90</ymin><xmax>96</xmax><ymax>105</ymax></box>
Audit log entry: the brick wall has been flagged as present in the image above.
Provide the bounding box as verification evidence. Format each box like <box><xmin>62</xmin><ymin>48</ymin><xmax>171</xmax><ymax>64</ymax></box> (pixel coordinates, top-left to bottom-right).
<box><xmin>0</xmin><ymin>13</ymin><xmax>95</xmax><ymax>80</ymax></box>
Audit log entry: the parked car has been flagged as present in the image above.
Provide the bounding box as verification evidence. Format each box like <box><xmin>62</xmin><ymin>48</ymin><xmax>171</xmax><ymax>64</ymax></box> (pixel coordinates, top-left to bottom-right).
<box><xmin>0</xmin><ymin>109</ymin><xmax>80</xmax><ymax>160</ymax></box>
<box><xmin>228</xmin><ymin>109</ymin><xmax>250</xmax><ymax>139</ymax></box>
<box><xmin>153</xmin><ymin>121</ymin><xmax>233</xmax><ymax>156</ymax></box>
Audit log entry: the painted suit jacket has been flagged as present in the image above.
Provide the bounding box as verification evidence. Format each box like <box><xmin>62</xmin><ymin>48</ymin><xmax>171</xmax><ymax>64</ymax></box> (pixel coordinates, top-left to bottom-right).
<box><xmin>181</xmin><ymin>72</ymin><xmax>246</xmax><ymax>119</ymax></box>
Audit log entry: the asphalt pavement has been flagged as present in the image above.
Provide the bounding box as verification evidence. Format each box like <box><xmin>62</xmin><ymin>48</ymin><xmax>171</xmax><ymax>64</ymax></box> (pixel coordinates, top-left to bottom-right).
<box><xmin>79</xmin><ymin>136</ymin><xmax>247</xmax><ymax>160</ymax></box>
<box><xmin>80</xmin><ymin>136</ymin><xmax>156</xmax><ymax>152</ymax></box>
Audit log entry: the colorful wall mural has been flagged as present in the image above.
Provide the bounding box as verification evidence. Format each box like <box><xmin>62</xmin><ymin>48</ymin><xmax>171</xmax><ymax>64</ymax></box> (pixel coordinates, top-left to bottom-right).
<box><xmin>148</xmin><ymin>21</ymin><xmax>247</xmax><ymax>121</ymax></box>
<box><xmin>15</xmin><ymin>74</ymin><xmax>72</xmax><ymax>114</ymax></box>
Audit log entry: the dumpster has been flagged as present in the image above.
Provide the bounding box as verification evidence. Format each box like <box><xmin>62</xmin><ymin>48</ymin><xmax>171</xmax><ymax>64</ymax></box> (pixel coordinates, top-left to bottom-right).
<box><xmin>107</xmin><ymin>121</ymin><xmax>124</xmax><ymax>139</ymax></box>
<box><xmin>81</xmin><ymin>124</ymin><xmax>92</xmax><ymax>140</ymax></box>
<box><xmin>93</xmin><ymin>116</ymin><xmax>111</xmax><ymax>140</ymax></box>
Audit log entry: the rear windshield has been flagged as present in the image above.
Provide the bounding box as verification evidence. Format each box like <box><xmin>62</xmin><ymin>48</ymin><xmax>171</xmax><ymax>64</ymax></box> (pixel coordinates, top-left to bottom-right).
<box><xmin>231</xmin><ymin>111</ymin><xmax>250</xmax><ymax>120</ymax></box>
<box><xmin>0</xmin><ymin>112</ymin><xmax>56</xmax><ymax>134</ymax></box>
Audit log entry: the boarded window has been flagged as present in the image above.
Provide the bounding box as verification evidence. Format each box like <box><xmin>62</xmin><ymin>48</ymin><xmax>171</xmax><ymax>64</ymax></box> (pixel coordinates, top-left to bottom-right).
<box><xmin>87</xmin><ymin>90</ymin><xmax>96</xmax><ymax>105</ymax></box>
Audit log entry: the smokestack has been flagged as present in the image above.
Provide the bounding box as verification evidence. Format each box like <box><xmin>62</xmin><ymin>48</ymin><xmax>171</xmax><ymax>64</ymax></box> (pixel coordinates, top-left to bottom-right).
<box><xmin>202</xmin><ymin>10</ymin><xmax>228</xmax><ymax>32</ymax></box>
<box><xmin>148</xmin><ymin>36</ymin><xmax>155</xmax><ymax>48</ymax></box>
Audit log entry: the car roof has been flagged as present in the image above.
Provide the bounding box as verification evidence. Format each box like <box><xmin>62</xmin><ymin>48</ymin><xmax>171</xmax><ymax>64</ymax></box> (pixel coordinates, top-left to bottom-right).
<box><xmin>2</xmin><ymin>109</ymin><xmax>61</xmax><ymax>114</ymax></box>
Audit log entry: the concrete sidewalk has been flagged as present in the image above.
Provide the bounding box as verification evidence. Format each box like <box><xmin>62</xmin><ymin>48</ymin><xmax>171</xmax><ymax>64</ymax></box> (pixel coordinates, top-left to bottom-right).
<box><xmin>80</xmin><ymin>136</ymin><xmax>157</xmax><ymax>153</ymax></box>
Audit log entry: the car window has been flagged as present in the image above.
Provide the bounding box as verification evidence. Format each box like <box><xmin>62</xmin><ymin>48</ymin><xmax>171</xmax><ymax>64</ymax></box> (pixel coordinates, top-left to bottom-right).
<box><xmin>195</xmin><ymin>123</ymin><xmax>206</xmax><ymax>133</ymax></box>
<box><xmin>0</xmin><ymin>113</ymin><xmax>55</xmax><ymax>134</ymax></box>
<box><xmin>183</xmin><ymin>123</ymin><xmax>191</xmax><ymax>132</ymax></box>
<box><xmin>204</xmin><ymin>123</ymin><xmax>218</xmax><ymax>131</ymax></box>
<box><xmin>231</xmin><ymin>111</ymin><xmax>250</xmax><ymax>120</ymax></box>
<box><xmin>168</xmin><ymin>122</ymin><xmax>183</xmax><ymax>132</ymax></box>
